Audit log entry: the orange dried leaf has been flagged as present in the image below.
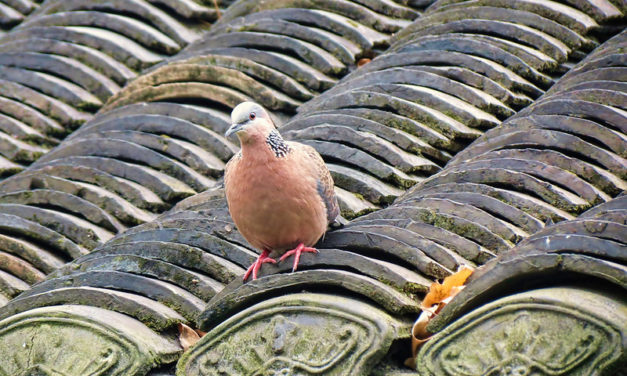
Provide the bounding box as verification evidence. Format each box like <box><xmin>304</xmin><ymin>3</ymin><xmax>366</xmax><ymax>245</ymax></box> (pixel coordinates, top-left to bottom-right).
<box><xmin>411</xmin><ymin>311</ymin><xmax>432</xmax><ymax>352</ymax></box>
<box><xmin>194</xmin><ymin>328</ymin><xmax>207</xmax><ymax>337</ymax></box>
<box><xmin>421</xmin><ymin>282</ymin><xmax>447</xmax><ymax>309</ymax></box>
<box><xmin>212</xmin><ymin>0</ymin><xmax>221</xmax><ymax>19</ymax></box>
<box><xmin>421</xmin><ymin>266</ymin><xmax>473</xmax><ymax>310</ymax></box>
<box><xmin>405</xmin><ymin>310</ymin><xmax>434</xmax><ymax>369</ymax></box>
<box><xmin>357</xmin><ymin>58</ymin><xmax>371</xmax><ymax>67</ymax></box>
<box><xmin>443</xmin><ymin>267</ymin><xmax>473</xmax><ymax>290</ymax></box>
<box><xmin>178</xmin><ymin>323</ymin><xmax>201</xmax><ymax>351</ymax></box>
<box><xmin>407</xmin><ymin>267</ymin><xmax>474</xmax><ymax>369</ymax></box>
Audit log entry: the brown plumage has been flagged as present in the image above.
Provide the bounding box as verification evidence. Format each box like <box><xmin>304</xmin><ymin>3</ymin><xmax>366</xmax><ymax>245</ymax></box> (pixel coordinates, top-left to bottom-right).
<box><xmin>224</xmin><ymin>102</ymin><xmax>339</xmax><ymax>280</ymax></box>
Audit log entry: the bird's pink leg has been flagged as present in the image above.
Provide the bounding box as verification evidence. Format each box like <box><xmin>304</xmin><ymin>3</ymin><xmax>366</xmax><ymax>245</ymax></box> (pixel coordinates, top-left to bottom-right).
<box><xmin>279</xmin><ymin>243</ymin><xmax>318</xmax><ymax>272</ymax></box>
<box><xmin>243</xmin><ymin>249</ymin><xmax>277</xmax><ymax>281</ymax></box>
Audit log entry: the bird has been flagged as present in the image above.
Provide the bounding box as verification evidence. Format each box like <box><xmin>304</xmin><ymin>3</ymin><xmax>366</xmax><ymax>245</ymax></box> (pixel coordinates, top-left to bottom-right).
<box><xmin>224</xmin><ymin>102</ymin><xmax>340</xmax><ymax>281</ymax></box>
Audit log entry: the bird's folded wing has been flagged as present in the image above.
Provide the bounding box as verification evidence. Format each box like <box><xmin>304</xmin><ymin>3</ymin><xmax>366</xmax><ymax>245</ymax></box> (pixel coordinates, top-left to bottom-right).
<box><xmin>300</xmin><ymin>144</ymin><xmax>340</xmax><ymax>224</ymax></box>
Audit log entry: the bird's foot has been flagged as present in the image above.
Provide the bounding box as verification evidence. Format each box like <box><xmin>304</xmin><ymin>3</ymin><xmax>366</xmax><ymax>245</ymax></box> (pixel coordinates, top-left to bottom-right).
<box><xmin>243</xmin><ymin>249</ymin><xmax>276</xmax><ymax>281</ymax></box>
<box><xmin>279</xmin><ymin>243</ymin><xmax>318</xmax><ymax>272</ymax></box>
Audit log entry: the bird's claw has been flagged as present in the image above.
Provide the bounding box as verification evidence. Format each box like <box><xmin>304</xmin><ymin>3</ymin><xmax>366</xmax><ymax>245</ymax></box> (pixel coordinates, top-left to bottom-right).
<box><xmin>243</xmin><ymin>249</ymin><xmax>276</xmax><ymax>281</ymax></box>
<box><xmin>279</xmin><ymin>243</ymin><xmax>318</xmax><ymax>272</ymax></box>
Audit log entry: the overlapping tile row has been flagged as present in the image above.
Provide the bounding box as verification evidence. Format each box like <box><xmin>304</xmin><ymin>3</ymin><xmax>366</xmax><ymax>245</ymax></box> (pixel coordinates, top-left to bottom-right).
<box><xmin>0</xmin><ymin>2</ymin><xmax>433</xmax><ymax>371</ymax></box>
<box><xmin>0</xmin><ymin>183</ymin><xmax>419</xmax><ymax>375</ymax></box>
<box><xmin>98</xmin><ymin>0</ymin><xmax>427</xmax><ymax>121</ymax></box>
<box><xmin>333</xmin><ymin>29</ymin><xmax>626</xmax><ymax>278</ymax></box>
<box><xmin>0</xmin><ymin>188</ymin><xmax>243</xmax><ymax>374</ymax></box>
<box><xmin>280</xmin><ymin>0</ymin><xmax>625</xmax><ymax>212</ymax></box>
<box><xmin>426</xmin><ymin>194</ymin><xmax>627</xmax><ymax>334</ymax></box>
<box><xmin>0</xmin><ymin>0</ymin><xmax>433</xmax><ymax>305</ymax></box>
<box><xmin>0</xmin><ymin>185</ymin><xmax>420</xmax><ymax>375</ymax></box>
<box><xmin>197</xmin><ymin>23</ymin><xmax>626</xmax><ymax>350</ymax></box>
<box><xmin>55</xmin><ymin>0</ymin><xmax>432</xmax><ymax>225</ymax></box>
<box><xmin>0</xmin><ymin>0</ymin><xmax>241</xmax><ymax>305</ymax></box>
<box><xmin>415</xmin><ymin>195</ymin><xmax>626</xmax><ymax>375</ymax></box>
<box><xmin>0</xmin><ymin>3</ymin><xmax>623</xmax><ymax>376</ymax></box>
<box><xmin>0</xmin><ymin>0</ymin><xmax>236</xmax><ymax>175</ymax></box>
<box><xmin>182</xmin><ymin>27</ymin><xmax>626</xmax><ymax>375</ymax></box>
<box><xmin>0</xmin><ymin>0</ymin><xmax>42</xmax><ymax>35</ymax></box>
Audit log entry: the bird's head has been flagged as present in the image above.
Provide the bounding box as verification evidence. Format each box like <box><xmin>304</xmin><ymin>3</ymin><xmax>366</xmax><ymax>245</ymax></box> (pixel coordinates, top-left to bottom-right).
<box><xmin>226</xmin><ymin>102</ymin><xmax>276</xmax><ymax>144</ymax></box>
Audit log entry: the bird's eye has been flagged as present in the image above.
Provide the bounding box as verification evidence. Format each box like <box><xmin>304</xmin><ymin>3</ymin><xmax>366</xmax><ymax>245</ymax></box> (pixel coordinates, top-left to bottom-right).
<box><xmin>249</xmin><ymin>112</ymin><xmax>256</xmax><ymax>121</ymax></box>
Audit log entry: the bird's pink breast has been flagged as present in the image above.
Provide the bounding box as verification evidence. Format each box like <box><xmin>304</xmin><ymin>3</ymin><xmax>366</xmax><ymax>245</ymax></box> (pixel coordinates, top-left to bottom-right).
<box><xmin>225</xmin><ymin>149</ymin><xmax>327</xmax><ymax>254</ymax></box>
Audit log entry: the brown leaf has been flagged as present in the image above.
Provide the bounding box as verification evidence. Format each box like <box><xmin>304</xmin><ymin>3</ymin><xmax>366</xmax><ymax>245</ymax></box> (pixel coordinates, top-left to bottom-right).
<box><xmin>421</xmin><ymin>266</ymin><xmax>473</xmax><ymax>310</ymax></box>
<box><xmin>405</xmin><ymin>310</ymin><xmax>434</xmax><ymax>368</ymax></box>
<box><xmin>411</xmin><ymin>311</ymin><xmax>433</xmax><ymax>352</ymax></box>
<box><xmin>212</xmin><ymin>0</ymin><xmax>221</xmax><ymax>19</ymax></box>
<box><xmin>178</xmin><ymin>323</ymin><xmax>201</xmax><ymax>351</ymax></box>
<box><xmin>194</xmin><ymin>328</ymin><xmax>207</xmax><ymax>337</ymax></box>
<box><xmin>357</xmin><ymin>58</ymin><xmax>371</xmax><ymax>67</ymax></box>
<box><xmin>406</xmin><ymin>267</ymin><xmax>474</xmax><ymax>369</ymax></box>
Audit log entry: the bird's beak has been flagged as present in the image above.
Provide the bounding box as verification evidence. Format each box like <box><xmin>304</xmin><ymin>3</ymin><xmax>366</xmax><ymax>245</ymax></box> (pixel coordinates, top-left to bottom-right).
<box><xmin>225</xmin><ymin>123</ymin><xmax>244</xmax><ymax>138</ymax></box>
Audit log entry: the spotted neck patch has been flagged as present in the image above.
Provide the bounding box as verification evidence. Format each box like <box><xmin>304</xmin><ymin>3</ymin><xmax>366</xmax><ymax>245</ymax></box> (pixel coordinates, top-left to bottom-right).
<box><xmin>266</xmin><ymin>130</ymin><xmax>291</xmax><ymax>158</ymax></box>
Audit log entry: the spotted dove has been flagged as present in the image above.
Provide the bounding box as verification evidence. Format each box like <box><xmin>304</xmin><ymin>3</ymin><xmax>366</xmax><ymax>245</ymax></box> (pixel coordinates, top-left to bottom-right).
<box><xmin>224</xmin><ymin>102</ymin><xmax>340</xmax><ymax>281</ymax></box>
